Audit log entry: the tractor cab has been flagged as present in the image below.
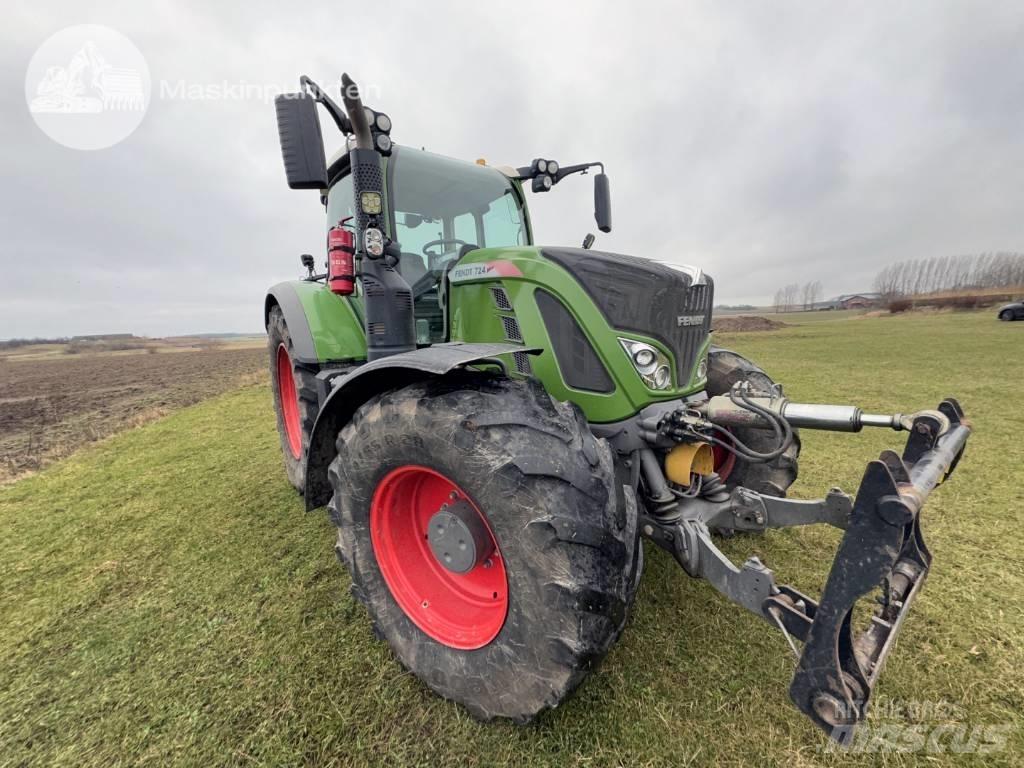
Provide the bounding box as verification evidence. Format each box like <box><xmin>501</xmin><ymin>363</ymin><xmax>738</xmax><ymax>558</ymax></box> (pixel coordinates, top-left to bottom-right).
<box><xmin>326</xmin><ymin>147</ymin><xmax>533</xmax><ymax>343</ymax></box>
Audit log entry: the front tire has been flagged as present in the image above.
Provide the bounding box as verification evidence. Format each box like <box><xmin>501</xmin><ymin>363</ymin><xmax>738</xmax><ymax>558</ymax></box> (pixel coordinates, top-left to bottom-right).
<box><xmin>328</xmin><ymin>375</ymin><xmax>642</xmax><ymax>722</ymax></box>
<box><xmin>267</xmin><ymin>306</ymin><xmax>319</xmax><ymax>493</ymax></box>
<box><xmin>706</xmin><ymin>346</ymin><xmax>800</xmax><ymax>497</ymax></box>
<box><xmin>1000</xmin><ymin>310</ymin><xmax>1013</xmax><ymax>321</ymax></box>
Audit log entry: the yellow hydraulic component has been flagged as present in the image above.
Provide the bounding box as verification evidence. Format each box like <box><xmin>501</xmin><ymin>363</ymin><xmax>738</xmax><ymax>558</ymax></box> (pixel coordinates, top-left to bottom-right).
<box><xmin>665</xmin><ymin>442</ymin><xmax>715</xmax><ymax>486</ymax></box>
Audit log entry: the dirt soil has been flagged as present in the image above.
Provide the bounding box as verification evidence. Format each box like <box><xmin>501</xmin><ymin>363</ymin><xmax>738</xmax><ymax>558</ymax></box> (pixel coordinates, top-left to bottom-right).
<box><xmin>712</xmin><ymin>315</ymin><xmax>788</xmax><ymax>332</ymax></box>
<box><xmin>0</xmin><ymin>346</ymin><xmax>267</xmax><ymax>482</ymax></box>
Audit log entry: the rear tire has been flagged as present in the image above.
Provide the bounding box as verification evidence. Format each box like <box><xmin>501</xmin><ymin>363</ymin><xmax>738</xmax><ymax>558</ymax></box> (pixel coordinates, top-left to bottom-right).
<box><xmin>328</xmin><ymin>374</ymin><xmax>642</xmax><ymax>722</ymax></box>
<box><xmin>268</xmin><ymin>306</ymin><xmax>319</xmax><ymax>493</ymax></box>
<box><xmin>706</xmin><ymin>346</ymin><xmax>800</xmax><ymax>497</ymax></box>
<box><xmin>999</xmin><ymin>310</ymin><xmax>1013</xmax><ymax>321</ymax></box>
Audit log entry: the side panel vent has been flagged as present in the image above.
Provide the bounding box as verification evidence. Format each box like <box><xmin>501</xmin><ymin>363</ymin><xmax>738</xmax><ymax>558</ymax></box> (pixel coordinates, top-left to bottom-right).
<box><xmin>513</xmin><ymin>351</ymin><xmax>532</xmax><ymax>375</ymax></box>
<box><xmin>490</xmin><ymin>285</ymin><xmax>513</xmax><ymax>311</ymax></box>
<box><xmin>500</xmin><ymin>315</ymin><xmax>523</xmax><ymax>343</ymax></box>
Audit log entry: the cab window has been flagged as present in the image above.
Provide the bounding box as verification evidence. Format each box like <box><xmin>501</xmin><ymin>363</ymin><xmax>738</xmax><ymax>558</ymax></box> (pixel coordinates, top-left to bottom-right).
<box><xmin>390</xmin><ymin>148</ymin><xmax>529</xmax><ymax>342</ymax></box>
<box><xmin>481</xmin><ymin>194</ymin><xmax>527</xmax><ymax>247</ymax></box>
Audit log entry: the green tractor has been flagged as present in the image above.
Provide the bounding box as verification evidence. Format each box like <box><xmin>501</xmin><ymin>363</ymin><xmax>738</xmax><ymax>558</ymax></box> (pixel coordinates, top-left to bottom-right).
<box><xmin>265</xmin><ymin>74</ymin><xmax>971</xmax><ymax>742</ymax></box>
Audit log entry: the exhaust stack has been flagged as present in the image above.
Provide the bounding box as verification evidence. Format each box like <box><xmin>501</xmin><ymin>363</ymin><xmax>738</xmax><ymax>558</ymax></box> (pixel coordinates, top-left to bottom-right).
<box><xmin>339</xmin><ymin>73</ymin><xmax>416</xmax><ymax>361</ymax></box>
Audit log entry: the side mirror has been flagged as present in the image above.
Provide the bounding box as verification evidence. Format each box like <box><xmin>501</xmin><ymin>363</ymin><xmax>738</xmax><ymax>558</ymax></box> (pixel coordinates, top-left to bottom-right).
<box><xmin>594</xmin><ymin>173</ymin><xmax>612</xmax><ymax>233</ymax></box>
<box><xmin>274</xmin><ymin>93</ymin><xmax>328</xmax><ymax>189</ymax></box>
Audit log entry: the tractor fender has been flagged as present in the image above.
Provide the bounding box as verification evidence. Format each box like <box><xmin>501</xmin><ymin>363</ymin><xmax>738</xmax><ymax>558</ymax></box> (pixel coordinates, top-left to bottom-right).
<box><xmin>304</xmin><ymin>342</ymin><xmax>539</xmax><ymax>509</ymax></box>
<box><xmin>264</xmin><ymin>282</ymin><xmax>318</xmax><ymax>365</ymax></box>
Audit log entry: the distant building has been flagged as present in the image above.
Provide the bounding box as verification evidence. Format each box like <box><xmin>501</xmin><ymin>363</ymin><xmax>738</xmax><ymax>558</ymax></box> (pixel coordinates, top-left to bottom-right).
<box><xmin>821</xmin><ymin>293</ymin><xmax>883</xmax><ymax>310</ymax></box>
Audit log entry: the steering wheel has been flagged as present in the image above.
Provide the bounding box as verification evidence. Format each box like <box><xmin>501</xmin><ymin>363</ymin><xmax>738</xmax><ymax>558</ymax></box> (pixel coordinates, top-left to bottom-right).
<box><xmin>422</xmin><ymin>238</ymin><xmax>468</xmax><ymax>264</ymax></box>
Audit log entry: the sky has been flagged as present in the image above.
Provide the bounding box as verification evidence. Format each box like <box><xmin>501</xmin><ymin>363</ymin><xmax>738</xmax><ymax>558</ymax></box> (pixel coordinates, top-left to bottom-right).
<box><xmin>2</xmin><ymin>1</ymin><xmax>1022</xmax><ymax>338</ymax></box>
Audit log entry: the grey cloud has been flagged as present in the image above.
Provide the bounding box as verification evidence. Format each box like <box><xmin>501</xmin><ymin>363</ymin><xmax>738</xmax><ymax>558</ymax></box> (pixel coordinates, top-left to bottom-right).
<box><xmin>1</xmin><ymin>1</ymin><xmax>1022</xmax><ymax>337</ymax></box>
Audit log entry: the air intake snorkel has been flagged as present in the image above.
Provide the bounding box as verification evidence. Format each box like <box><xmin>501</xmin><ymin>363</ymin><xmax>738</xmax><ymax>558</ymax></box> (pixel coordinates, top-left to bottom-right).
<box><xmin>339</xmin><ymin>73</ymin><xmax>416</xmax><ymax>361</ymax></box>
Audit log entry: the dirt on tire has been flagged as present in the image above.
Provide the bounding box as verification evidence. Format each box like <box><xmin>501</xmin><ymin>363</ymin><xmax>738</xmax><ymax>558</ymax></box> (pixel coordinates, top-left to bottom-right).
<box><xmin>267</xmin><ymin>306</ymin><xmax>321</xmax><ymax>494</ymax></box>
<box><xmin>328</xmin><ymin>374</ymin><xmax>643</xmax><ymax>723</ymax></box>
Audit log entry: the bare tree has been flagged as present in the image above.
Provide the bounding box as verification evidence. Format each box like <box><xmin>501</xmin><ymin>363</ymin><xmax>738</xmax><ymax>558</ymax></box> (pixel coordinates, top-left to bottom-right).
<box><xmin>779</xmin><ymin>283</ymin><xmax>799</xmax><ymax>312</ymax></box>
<box><xmin>809</xmin><ymin>280</ymin><xmax>823</xmax><ymax>308</ymax></box>
<box><xmin>874</xmin><ymin>253</ymin><xmax>1024</xmax><ymax>298</ymax></box>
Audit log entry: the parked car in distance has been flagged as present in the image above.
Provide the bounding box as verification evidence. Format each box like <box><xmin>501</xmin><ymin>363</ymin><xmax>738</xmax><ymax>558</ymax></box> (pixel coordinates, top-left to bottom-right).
<box><xmin>997</xmin><ymin>300</ymin><xmax>1024</xmax><ymax>321</ymax></box>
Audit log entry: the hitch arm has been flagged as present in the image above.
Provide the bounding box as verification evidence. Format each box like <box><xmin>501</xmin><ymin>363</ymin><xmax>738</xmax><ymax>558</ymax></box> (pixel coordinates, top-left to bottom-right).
<box><xmin>640</xmin><ymin>398</ymin><xmax>971</xmax><ymax>742</ymax></box>
<box><xmin>788</xmin><ymin>399</ymin><xmax>970</xmax><ymax>739</ymax></box>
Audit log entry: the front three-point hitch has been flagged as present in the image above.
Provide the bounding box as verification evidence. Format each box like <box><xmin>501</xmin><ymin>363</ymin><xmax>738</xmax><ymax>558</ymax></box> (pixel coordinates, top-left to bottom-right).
<box><xmin>639</xmin><ymin>388</ymin><xmax>971</xmax><ymax>742</ymax></box>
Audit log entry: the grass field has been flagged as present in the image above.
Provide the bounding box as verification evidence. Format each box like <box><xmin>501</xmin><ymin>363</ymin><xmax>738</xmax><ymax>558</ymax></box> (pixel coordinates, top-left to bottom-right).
<box><xmin>1</xmin><ymin>311</ymin><xmax>1022</xmax><ymax>766</ymax></box>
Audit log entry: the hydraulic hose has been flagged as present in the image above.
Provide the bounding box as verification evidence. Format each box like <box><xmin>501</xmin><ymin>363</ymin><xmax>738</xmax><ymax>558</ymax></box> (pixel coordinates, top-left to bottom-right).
<box><xmin>683</xmin><ymin>383</ymin><xmax>796</xmax><ymax>464</ymax></box>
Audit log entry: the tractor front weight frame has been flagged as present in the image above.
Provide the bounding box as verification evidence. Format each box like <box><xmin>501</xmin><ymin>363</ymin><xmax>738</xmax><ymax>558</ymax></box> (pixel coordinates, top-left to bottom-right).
<box><xmin>638</xmin><ymin>398</ymin><xmax>971</xmax><ymax>742</ymax></box>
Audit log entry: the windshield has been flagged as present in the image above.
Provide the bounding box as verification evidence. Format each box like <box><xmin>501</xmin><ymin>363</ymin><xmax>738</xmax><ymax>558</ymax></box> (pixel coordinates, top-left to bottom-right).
<box><xmin>390</xmin><ymin>147</ymin><xmax>528</xmax><ymax>267</ymax></box>
<box><xmin>389</xmin><ymin>146</ymin><xmax>529</xmax><ymax>342</ymax></box>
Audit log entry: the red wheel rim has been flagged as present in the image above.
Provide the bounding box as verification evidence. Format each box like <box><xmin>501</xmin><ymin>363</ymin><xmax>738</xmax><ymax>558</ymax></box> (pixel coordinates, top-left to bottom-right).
<box><xmin>276</xmin><ymin>344</ymin><xmax>302</xmax><ymax>459</ymax></box>
<box><xmin>712</xmin><ymin>429</ymin><xmax>737</xmax><ymax>481</ymax></box>
<box><xmin>370</xmin><ymin>465</ymin><xmax>508</xmax><ymax>650</ymax></box>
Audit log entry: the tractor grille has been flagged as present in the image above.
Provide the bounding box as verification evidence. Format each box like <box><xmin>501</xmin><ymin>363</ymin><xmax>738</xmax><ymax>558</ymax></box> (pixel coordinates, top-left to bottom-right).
<box><xmin>540</xmin><ymin>247</ymin><xmax>714</xmax><ymax>385</ymax></box>
<box><xmin>670</xmin><ymin>280</ymin><xmax>713</xmax><ymax>384</ymax></box>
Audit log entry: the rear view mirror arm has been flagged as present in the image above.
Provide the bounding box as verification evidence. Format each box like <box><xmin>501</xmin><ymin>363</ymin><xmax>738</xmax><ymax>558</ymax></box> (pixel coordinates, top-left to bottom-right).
<box><xmin>299</xmin><ymin>76</ymin><xmax>352</xmax><ymax>135</ymax></box>
<box><xmin>513</xmin><ymin>161</ymin><xmax>604</xmax><ymax>183</ymax></box>
<box><xmin>553</xmin><ymin>161</ymin><xmax>603</xmax><ymax>182</ymax></box>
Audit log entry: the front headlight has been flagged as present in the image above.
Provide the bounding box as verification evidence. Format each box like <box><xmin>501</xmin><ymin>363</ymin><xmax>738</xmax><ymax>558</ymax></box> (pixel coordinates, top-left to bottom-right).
<box><xmin>633</xmin><ymin>347</ymin><xmax>656</xmax><ymax>367</ymax></box>
<box><xmin>696</xmin><ymin>355</ymin><xmax>708</xmax><ymax>381</ymax></box>
<box><xmin>619</xmin><ymin>338</ymin><xmax>673</xmax><ymax>390</ymax></box>
<box><xmin>654</xmin><ymin>365</ymin><xmax>671</xmax><ymax>389</ymax></box>
<box><xmin>364</xmin><ymin>227</ymin><xmax>384</xmax><ymax>257</ymax></box>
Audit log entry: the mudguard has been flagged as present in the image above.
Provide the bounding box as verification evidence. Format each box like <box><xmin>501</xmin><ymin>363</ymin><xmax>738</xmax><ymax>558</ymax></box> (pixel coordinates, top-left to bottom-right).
<box><xmin>264</xmin><ymin>281</ymin><xmax>366</xmax><ymax>366</ymax></box>
<box><xmin>303</xmin><ymin>342</ymin><xmax>540</xmax><ymax>509</ymax></box>
<box><xmin>265</xmin><ymin>283</ymin><xmax>317</xmax><ymax>363</ymax></box>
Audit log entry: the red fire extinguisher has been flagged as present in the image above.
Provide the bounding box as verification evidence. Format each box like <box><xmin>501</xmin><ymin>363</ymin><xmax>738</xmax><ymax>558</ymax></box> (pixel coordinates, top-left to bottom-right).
<box><xmin>327</xmin><ymin>217</ymin><xmax>355</xmax><ymax>296</ymax></box>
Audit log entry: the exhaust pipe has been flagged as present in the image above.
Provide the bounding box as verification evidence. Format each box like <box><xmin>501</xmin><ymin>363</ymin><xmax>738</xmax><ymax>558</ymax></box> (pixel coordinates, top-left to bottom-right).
<box><xmin>339</xmin><ymin>73</ymin><xmax>415</xmax><ymax>361</ymax></box>
<box><xmin>340</xmin><ymin>73</ymin><xmax>372</xmax><ymax>149</ymax></box>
